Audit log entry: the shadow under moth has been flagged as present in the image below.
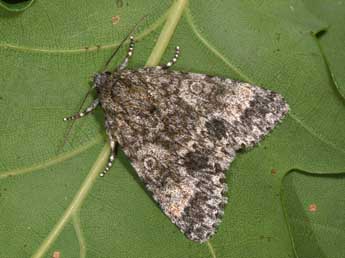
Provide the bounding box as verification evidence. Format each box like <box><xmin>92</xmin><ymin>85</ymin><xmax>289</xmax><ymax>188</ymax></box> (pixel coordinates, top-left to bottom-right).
<box><xmin>63</xmin><ymin>33</ymin><xmax>289</xmax><ymax>242</ymax></box>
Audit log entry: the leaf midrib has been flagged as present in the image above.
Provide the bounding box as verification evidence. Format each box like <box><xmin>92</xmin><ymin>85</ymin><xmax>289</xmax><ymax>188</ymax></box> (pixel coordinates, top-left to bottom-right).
<box><xmin>30</xmin><ymin>1</ymin><xmax>189</xmax><ymax>257</ymax></box>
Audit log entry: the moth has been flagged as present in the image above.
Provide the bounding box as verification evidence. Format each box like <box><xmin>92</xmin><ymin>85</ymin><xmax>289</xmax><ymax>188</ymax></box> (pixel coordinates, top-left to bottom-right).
<box><xmin>63</xmin><ymin>35</ymin><xmax>289</xmax><ymax>242</ymax></box>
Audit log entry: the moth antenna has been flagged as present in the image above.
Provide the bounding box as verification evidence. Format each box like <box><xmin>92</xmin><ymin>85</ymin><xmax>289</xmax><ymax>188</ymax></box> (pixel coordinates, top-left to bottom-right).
<box><xmin>117</xmin><ymin>36</ymin><xmax>135</xmax><ymax>71</ymax></box>
<box><xmin>57</xmin><ymin>86</ymin><xmax>95</xmax><ymax>154</ymax></box>
<box><xmin>103</xmin><ymin>15</ymin><xmax>147</xmax><ymax>70</ymax></box>
<box><xmin>162</xmin><ymin>46</ymin><xmax>180</xmax><ymax>69</ymax></box>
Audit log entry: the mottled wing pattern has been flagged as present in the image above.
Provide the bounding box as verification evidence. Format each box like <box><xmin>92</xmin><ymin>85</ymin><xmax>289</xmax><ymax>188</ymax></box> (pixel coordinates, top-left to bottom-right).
<box><xmin>103</xmin><ymin>67</ymin><xmax>288</xmax><ymax>242</ymax></box>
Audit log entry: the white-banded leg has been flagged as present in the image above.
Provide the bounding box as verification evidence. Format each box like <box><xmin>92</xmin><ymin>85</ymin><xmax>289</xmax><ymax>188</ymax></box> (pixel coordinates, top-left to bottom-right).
<box><xmin>162</xmin><ymin>46</ymin><xmax>180</xmax><ymax>69</ymax></box>
<box><xmin>118</xmin><ymin>36</ymin><xmax>135</xmax><ymax>71</ymax></box>
<box><xmin>63</xmin><ymin>98</ymin><xmax>99</xmax><ymax>121</ymax></box>
<box><xmin>100</xmin><ymin>134</ymin><xmax>118</xmax><ymax>177</ymax></box>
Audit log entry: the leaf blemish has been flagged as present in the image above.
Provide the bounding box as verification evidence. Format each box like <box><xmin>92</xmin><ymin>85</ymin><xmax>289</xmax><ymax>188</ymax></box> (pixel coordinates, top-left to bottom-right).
<box><xmin>308</xmin><ymin>203</ymin><xmax>317</xmax><ymax>212</ymax></box>
<box><xmin>271</xmin><ymin>168</ymin><xmax>278</xmax><ymax>175</ymax></box>
<box><xmin>52</xmin><ymin>251</ymin><xmax>61</xmax><ymax>258</ymax></box>
<box><xmin>112</xmin><ymin>15</ymin><xmax>120</xmax><ymax>25</ymax></box>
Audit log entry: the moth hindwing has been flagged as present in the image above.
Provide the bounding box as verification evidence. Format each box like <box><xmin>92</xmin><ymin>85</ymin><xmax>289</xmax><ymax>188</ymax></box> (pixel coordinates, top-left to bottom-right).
<box><xmin>63</xmin><ymin>37</ymin><xmax>289</xmax><ymax>242</ymax></box>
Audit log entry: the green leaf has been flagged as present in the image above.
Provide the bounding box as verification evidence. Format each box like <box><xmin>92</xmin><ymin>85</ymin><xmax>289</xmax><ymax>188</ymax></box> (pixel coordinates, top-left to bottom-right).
<box><xmin>302</xmin><ymin>0</ymin><xmax>345</xmax><ymax>100</ymax></box>
<box><xmin>0</xmin><ymin>0</ymin><xmax>344</xmax><ymax>257</ymax></box>
<box><xmin>281</xmin><ymin>171</ymin><xmax>345</xmax><ymax>258</ymax></box>
<box><xmin>280</xmin><ymin>1</ymin><xmax>345</xmax><ymax>257</ymax></box>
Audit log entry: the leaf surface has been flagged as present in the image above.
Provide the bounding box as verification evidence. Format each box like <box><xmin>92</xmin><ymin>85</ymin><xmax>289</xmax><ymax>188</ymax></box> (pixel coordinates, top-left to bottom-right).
<box><xmin>303</xmin><ymin>0</ymin><xmax>345</xmax><ymax>100</ymax></box>
<box><xmin>0</xmin><ymin>0</ymin><xmax>344</xmax><ymax>257</ymax></box>
<box><xmin>0</xmin><ymin>0</ymin><xmax>34</xmax><ymax>12</ymax></box>
<box><xmin>282</xmin><ymin>171</ymin><xmax>345</xmax><ymax>258</ymax></box>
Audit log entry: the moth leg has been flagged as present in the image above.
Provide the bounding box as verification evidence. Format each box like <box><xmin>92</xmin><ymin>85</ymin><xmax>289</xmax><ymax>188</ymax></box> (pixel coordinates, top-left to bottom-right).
<box><xmin>118</xmin><ymin>36</ymin><xmax>135</xmax><ymax>71</ymax></box>
<box><xmin>63</xmin><ymin>98</ymin><xmax>99</xmax><ymax>121</ymax></box>
<box><xmin>162</xmin><ymin>46</ymin><xmax>180</xmax><ymax>69</ymax></box>
<box><xmin>100</xmin><ymin>134</ymin><xmax>118</xmax><ymax>177</ymax></box>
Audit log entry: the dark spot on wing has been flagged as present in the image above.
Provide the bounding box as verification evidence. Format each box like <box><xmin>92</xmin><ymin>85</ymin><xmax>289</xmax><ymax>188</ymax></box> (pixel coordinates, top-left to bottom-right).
<box><xmin>205</xmin><ymin>118</ymin><xmax>227</xmax><ymax>140</ymax></box>
<box><xmin>184</xmin><ymin>151</ymin><xmax>210</xmax><ymax>171</ymax></box>
<box><xmin>241</xmin><ymin>93</ymin><xmax>271</xmax><ymax>125</ymax></box>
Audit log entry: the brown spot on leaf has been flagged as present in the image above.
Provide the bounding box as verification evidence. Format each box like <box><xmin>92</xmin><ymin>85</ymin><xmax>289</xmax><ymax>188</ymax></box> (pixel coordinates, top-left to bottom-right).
<box><xmin>271</xmin><ymin>168</ymin><xmax>278</xmax><ymax>175</ymax></box>
<box><xmin>112</xmin><ymin>15</ymin><xmax>120</xmax><ymax>25</ymax></box>
<box><xmin>308</xmin><ymin>203</ymin><xmax>317</xmax><ymax>212</ymax></box>
<box><xmin>52</xmin><ymin>251</ymin><xmax>60</xmax><ymax>258</ymax></box>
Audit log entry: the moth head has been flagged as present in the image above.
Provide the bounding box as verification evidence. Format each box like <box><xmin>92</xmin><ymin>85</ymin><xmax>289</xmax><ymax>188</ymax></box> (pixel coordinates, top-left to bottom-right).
<box><xmin>93</xmin><ymin>71</ymin><xmax>112</xmax><ymax>89</ymax></box>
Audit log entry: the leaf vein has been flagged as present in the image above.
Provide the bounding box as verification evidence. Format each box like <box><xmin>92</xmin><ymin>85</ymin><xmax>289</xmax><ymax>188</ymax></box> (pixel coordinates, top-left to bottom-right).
<box><xmin>31</xmin><ymin>144</ymin><xmax>110</xmax><ymax>258</ymax></box>
<box><xmin>0</xmin><ymin>136</ymin><xmax>102</xmax><ymax>179</ymax></box>
<box><xmin>73</xmin><ymin>213</ymin><xmax>87</xmax><ymax>258</ymax></box>
<box><xmin>185</xmin><ymin>8</ymin><xmax>252</xmax><ymax>83</ymax></box>
<box><xmin>0</xmin><ymin>12</ymin><xmax>167</xmax><ymax>54</ymax></box>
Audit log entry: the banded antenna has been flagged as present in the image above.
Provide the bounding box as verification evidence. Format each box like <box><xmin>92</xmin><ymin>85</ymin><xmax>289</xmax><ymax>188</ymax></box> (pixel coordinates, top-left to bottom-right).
<box><xmin>103</xmin><ymin>15</ymin><xmax>147</xmax><ymax>70</ymax></box>
<box><xmin>58</xmin><ymin>15</ymin><xmax>147</xmax><ymax>153</ymax></box>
